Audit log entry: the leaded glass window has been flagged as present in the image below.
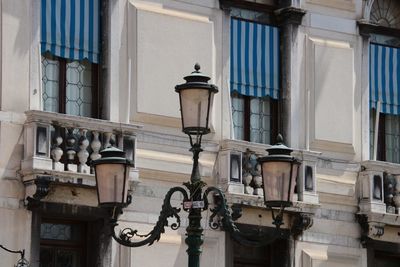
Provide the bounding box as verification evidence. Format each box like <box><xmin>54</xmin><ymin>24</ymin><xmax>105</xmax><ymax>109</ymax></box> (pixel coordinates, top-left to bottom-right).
<box><xmin>232</xmin><ymin>93</ymin><xmax>277</xmax><ymax>144</ymax></box>
<box><xmin>41</xmin><ymin>54</ymin><xmax>99</xmax><ymax>118</ymax></box>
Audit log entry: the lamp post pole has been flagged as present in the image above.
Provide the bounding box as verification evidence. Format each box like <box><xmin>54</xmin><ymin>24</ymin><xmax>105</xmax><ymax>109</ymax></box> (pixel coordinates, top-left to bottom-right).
<box><xmin>185</xmin><ymin>144</ymin><xmax>204</xmax><ymax>267</ymax></box>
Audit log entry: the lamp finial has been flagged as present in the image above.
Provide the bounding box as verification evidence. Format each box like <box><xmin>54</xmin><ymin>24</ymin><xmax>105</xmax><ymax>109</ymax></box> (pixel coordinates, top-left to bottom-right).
<box><xmin>194</xmin><ymin>63</ymin><xmax>201</xmax><ymax>72</ymax></box>
<box><xmin>276</xmin><ymin>134</ymin><xmax>284</xmax><ymax>145</ymax></box>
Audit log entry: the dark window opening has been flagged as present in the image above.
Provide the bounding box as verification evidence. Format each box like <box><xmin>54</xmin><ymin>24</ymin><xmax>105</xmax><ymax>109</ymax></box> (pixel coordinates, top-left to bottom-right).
<box><xmin>370</xmin><ymin>109</ymin><xmax>400</xmax><ymax>163</ymax></box>
<box><xmin>39</xmin><ymin>220</ymin><xmax>87</xmax><ymax>267</ymax></box>
<box><xmin>227</xmin><ymin>224</ymin><xmax>290</xmax><ymax>267</ymax></box>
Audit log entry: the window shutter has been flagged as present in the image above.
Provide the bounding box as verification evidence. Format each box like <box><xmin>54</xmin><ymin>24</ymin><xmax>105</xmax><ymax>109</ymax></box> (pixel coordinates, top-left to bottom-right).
<box><xmin>230</xmin><ymin>18</ymin><xmax>280</xmax><ymax>99</ymax></box>
<box><xmin>370</xmin><ymin>43</ymin><xmax>400</xmax><ymax>115</ymax></box>
<box><xmin>41</xmin><ymin>0</ymin><xmax>101</xmax><ymax>63</ymax></box>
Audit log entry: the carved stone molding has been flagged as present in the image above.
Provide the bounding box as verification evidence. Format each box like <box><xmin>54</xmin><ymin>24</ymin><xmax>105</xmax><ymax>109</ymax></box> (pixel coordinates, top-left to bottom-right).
<box><xmin>358</xmin><ymin>20</ymin><xmax>400</xmax><ymax>38</ymax></box>
<box><xmin>219</xmin><ymin>0</ymin><xmax>278</xmax><ymax>13</ymax></box>
<box><xmin>362</xmin><ymin>0</ymin><xmax>374</xmax><ymax>21</ymax></box>
<box><xmin>275</xmin><ymin>7</ymin><xmax>306</xmax><ymax>26</ymax></box>
<box><xmin>357</xmin><ymin>214</ymin><xmax>386</xmax><ymax>248</ymax></box>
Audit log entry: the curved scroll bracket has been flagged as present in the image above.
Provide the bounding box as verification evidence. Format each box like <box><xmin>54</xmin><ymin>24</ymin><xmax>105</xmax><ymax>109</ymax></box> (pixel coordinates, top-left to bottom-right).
<box><xmin>0</xmin><ymin>245</ymin><xmax>30</xmax><ymax>267</ymax></box>
<box><xmin>110</xmin><ymin>186</ymin><xmax>189</xmax><ymax>247</ymax></box>
<box><xmin>203</xmin><ymin>186</ymin><xmax>283</xmax><ymax>247</ymax></box>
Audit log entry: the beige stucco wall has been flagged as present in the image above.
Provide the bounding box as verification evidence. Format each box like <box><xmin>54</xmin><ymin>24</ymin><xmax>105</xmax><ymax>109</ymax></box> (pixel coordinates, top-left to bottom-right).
<box><xmin>0</xmin><ymin>0</ymin><xmax>396</xmax><ymax>266</ymax></box>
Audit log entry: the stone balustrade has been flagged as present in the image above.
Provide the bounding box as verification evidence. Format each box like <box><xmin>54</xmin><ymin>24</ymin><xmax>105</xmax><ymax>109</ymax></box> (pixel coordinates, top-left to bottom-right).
<box><xmin>359</xmin><ymin>160</ymin><xmax>400</xmax><ymax>216</ymax></box>
<box><xmin>218</xmin><ymin>139</ymin><xmax>320</xmax><ymax>205</ymax></box>
<box><xmin>21</xmin><ymin>110</ymin><xmax>141</xmax><ymax>186</ymax></box>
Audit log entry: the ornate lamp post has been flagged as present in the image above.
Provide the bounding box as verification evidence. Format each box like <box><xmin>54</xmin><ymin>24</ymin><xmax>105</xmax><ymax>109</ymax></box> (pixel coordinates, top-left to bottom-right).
<box><xmin>92</xmin><ymin>64</ymin><xmax>305</xmax><ymax>267</ymax></box>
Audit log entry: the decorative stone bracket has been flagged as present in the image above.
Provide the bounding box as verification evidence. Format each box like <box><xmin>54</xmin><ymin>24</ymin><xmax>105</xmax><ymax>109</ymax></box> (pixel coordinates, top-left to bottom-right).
<box><xmin>290</xmin><ymin>212</ymin><xmax>313</xmax><ymax>238</ymax></box>
<box><xmin>26</xmin><ymin>176</ymin><xmax>52</xmax><ymax>210</ymax></box>
<box><xmin>357</xmin><ymin>214</ymin><xmax>386</xmax><ymax>247</ymax></box>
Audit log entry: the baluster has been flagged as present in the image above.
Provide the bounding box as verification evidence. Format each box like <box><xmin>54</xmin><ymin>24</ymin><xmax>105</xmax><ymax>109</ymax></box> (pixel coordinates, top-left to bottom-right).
<box><xmin>252</xmin><ymin>164</ymin><xmax>263</xmax><ymax>196</ymax></box>
<box><xmin>394</xmin><ymin>175</ymin><xmax>400</xmax><ymax>214</ymax></box>
<box><xmin>110</xmin><ymin>133</ymin><xmax>117</xmax><ymax>147</ymax></box>
<box><xmin>90</xmin><ymin>131</ymin><xmax>101</xmax><ymax>161</ymax></box>
<box><xmin>77</xmin><ymin>129</ymin><xmax>90</xmax><ymax>174</ymax></box>
<box><xmin>243</xmin><ymin>172</ymin><xmax>253</xmax><ymax>195</ymax></box>
<box><xmin>51</xmin><ymin>126</ymin><xmax>64</xmax><ymax>171</ymax></box>
<box><xmin>384</xmin><ymin>174</ymin><xmax>395</xmax><ymax>213</ymax></box>
<box><xmin>242</xmin><ymin>150</ymin><xmax>254</xmax><ymax>195</ymax></box>
<box><xmin>66</xmin><ymin>128</ymin><xmax>77</xmax><ymax>172</ymax></box>
<box><xmin>104</xmin><ymin>132</ymin><xmax>112</xmax><ymax>148</ymax></box>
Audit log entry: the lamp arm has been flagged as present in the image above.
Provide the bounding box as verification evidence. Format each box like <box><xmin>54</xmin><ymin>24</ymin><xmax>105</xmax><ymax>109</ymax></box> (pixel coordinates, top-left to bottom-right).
<box><xmin>203</xmin><ymin>187</ymin><xmax>279</xmax><ymax>247</ymax></box>
<box><xmin>0</xmin><ymin>245</ymin><xmax>30</xmax><ymax>267</ymax></box>
<box><xmin>111</xmin><ymin>186</ymin><xmax>189</xmax><ymax>247</ymax></box>
<box><xmin>0</xmin><ymin>245</ymin><xmax>24</xmax><ymax>258</ymax></box>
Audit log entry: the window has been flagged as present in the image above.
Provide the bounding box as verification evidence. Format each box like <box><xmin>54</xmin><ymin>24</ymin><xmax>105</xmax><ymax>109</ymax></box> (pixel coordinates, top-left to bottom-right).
<box><xmin>39</xmin><ymin>220</ymin><xmax>87</xmax><ymax>267</ymax></box>
<box><xmin>42</xmin><ymin>54</ymin><xmax>99</xmax><ymax>117</ymax></box>
<box><xmin>368</xmin><ymin>0</ymin><xmax>400</xmax><ymax>163</ymax></box>
<box><xmin>230</xmin><ymin>15</ymin><xmax>280</xmax><ymax>144</ymax></box>
<box><xmin>232</xmin><ymin>93</ymin><xmax>278</xmax><ymax>144</ymax></box>
<box><xmin>40</xmin><ymin>0</ymin><xmax>101</xmax><ymax>118</ymax></box>
<box><xmin>228</xmin><ymin>224</ymin><xmax>290</xmax><ymax>267</ymax></box>
<box><xmin>366</xmin><ymin>239</ymin><xmax>400</xmax><ymax>267</ymax></box>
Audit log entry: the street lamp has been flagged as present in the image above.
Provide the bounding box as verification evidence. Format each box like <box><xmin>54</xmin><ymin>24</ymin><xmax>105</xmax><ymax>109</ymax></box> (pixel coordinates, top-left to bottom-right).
<box><xmin>258</xmin><ymin>134</ymin><xmax>301</xmax><ymax>229</ymax></box>
<box><xmin>92</xmin><ymin>146</ymin><xmax>133</xmax><ymax>208</ymax></box>
<box><xmin>92</xmin><ymin>64</ymin><xmax>304</xmax><ymax>267</ymax></box>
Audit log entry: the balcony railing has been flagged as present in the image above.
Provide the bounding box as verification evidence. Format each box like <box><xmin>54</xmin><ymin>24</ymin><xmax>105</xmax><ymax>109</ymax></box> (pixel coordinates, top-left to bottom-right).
<box><xmin>22</xmin><ymin>110</ymin><xmax>141</xmax><ymax>186</ymax></box>
<box><xmin>359</xmin><ymin>160</ymin><xmax>400</xmax><ymax>217</ymax></box>
<box><xmin>218</xmin><ymin>139</ymin><xmax>320</xmax><ymax>206</ymax></box>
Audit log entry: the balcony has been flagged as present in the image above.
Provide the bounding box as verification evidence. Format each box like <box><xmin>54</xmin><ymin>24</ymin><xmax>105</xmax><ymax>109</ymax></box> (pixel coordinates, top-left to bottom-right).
<box><xmin>357</xmin><ymin>160</ymin><xmax>400</xmax><ymax>242</ymax></box>
<box><xmin>217</xmin><ymin>139</ymin><xmax>320</xmax><ymax>208</ymax></box>
<box><xmin>21</xmin><ymin>110</ymin><xmax>141</xmax><ymax>204</ymax></box>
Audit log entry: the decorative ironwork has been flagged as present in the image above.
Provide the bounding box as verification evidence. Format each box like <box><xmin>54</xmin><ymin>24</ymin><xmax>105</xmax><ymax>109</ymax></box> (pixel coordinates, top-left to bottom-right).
<box><xmin>106</xmin><ymin>139</ymin><xmax>311</xmax><ymax>267</ymax></box>
<box><xmin>110</xmin><ymin>186</ymin><xmax>189</xmax><ymax>247</ymax></box>
<box><xmin>0</xmin><ymin>245</ymin><xmax>30</xmax><ymax>267</ymax></box>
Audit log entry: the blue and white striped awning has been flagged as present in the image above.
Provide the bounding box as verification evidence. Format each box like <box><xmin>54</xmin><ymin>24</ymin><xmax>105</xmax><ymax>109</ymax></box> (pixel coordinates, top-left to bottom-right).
<box><xmin>41</xmin><ymin>0</ymin><xmax>100</xmax><ymax>63</ymax></box>
<box><xmin>230</xmin><ymin>18</ymin><xmax>280</xmax><ymax>99</ymax></box>
<box><xmin>370</xmin><ymin>43</ymin><xmax>400</xmax><ymax>115</ymax></box>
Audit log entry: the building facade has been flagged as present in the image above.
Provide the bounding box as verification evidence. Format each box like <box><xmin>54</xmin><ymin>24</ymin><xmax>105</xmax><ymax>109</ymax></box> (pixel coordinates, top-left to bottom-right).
<box><xmin>0</xmin><ymin>0</ymin><xmax>399</xmax><ymax>266</ymax></box>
